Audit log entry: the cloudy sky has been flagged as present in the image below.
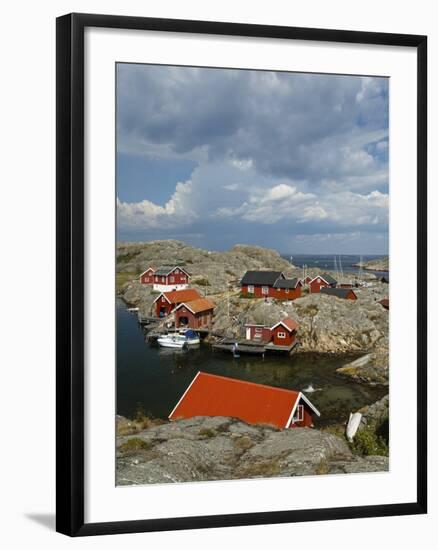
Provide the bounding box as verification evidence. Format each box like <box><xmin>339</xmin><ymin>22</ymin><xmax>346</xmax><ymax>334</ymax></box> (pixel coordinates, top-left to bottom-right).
<box><xmin>116</xmin><ymin>63</ymin><xmax>389</xmax><ymax>254</ymax></box>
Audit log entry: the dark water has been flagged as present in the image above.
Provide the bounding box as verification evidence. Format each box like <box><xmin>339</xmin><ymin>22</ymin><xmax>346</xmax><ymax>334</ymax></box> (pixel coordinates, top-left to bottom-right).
<box><xmin>117</xmin><ymin>301</ymin><xmax>386</xmax><ymax>427</ymax></box>
<box><xmin>282</xmin><ymin>254</ymin><xmax>388</xmax><ymax>277</ymax></box>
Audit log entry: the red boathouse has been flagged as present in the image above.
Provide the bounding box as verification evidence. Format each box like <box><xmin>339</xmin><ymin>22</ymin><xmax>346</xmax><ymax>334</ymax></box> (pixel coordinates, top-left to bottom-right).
<box><xmin>169</xmin><ymin>372</ymin><xmax>320</xmax><ymax>429</ymax></box>
<box><xmin>270</xmin><ymin>317</ymin><xmax>299</xmax><ymax>346</ymax></box>
<box><xmin>174</xmin><ymin>298</ymin><xmax>215</xmax><ymax>329</ymax></box>
<box><xmin>153</xmin><ymin>288</ymin><xmax>202</xmax><ymax>317</ymax></box>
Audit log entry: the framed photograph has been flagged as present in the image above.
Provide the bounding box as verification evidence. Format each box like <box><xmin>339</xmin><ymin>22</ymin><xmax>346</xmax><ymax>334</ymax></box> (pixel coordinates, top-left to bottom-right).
<box><xmin>56</xmin><ymin>13</ymin><xmax>427</xmax><ymax>536</ymax></box>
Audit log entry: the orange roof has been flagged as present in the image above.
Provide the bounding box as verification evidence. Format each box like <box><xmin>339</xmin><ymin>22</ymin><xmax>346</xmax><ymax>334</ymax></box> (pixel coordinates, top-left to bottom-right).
<box><xmin>271</xmin><ymin>316</ymin><xmax>299</xmax><ymax>332</ymax></box>
<box><xmin>169</xmin><ymin>372</ymin><xmax>318</xmax><ymax>428</ymax></box>
<box><xmin>175</xmin><ymin>298</ymin><xmax>215</xmax><ymax>314</ymax></box>
<box><xmin>162</xmin><ymin>288</ymin><xmax>202</xmax><ymax>305</ymax></box>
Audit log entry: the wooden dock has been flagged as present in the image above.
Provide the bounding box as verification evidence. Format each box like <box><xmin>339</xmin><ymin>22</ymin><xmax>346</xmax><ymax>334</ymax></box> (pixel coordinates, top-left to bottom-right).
<box><xmin>212</xmin><ymin>338</ymin><xmax>298</xmax><ymax>356</ymax></box>
<box><xmin>265</xmin><ymin>341</ymin><xmax>298</xmax><ymax>353</ymax></box>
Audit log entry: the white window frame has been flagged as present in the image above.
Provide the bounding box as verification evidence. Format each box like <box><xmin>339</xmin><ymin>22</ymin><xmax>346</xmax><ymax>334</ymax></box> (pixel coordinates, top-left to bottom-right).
<box><xmin>175</xmin><ymin>269</ymin><xmax>179</xmax><ymax>274</ymax></box>
<box><xmin>170</xmin><ymin>276</ymin><xmax>175</xmax><ymax>282</ymax></box>
<box><xmin>294</xmin><ymin>404</ymin><xmax>304</xmax><ymax>422</ymax></box>
<box><xmin>262</xmin><ymin>286</ymin><xmax>269</xmax><ymax>295</ymax></box>
<box><xmin>247</xmin><ymin>285</ymin><xmax>254</xmax><ymax>294</ymax></box>
<box><xmin>285</xmin><ymin>288</ymin><xmax>289</xmax><ymax>293</ymax></box>
<box><xmin>277</xmin><ymin>331</ymin><xmax>286</xmax><ymax>339</ymax></box>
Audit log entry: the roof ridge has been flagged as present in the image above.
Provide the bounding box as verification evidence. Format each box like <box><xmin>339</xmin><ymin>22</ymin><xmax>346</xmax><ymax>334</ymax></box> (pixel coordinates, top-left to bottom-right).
<box><xmin>198</xmin><ymin>371</ymin><xmax>299</xmax><ymax>396</ymax></box>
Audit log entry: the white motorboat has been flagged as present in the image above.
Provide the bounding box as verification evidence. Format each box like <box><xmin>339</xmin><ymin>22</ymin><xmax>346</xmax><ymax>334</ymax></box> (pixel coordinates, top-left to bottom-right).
<box><xmin>157</xmin><ymin>329</ymin><xmax>200</xmax><ymax>349</ymax></box>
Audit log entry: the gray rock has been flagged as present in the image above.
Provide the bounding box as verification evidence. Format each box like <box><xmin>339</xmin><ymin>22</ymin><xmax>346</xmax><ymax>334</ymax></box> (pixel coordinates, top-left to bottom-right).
<box><xmin>116</xmin><ymin>417</ymin><xmax>388</xmax><ymax>485</ymax></box>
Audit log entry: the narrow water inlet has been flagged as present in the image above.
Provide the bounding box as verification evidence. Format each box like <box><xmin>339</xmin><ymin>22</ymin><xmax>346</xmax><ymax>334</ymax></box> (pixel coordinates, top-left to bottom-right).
<box><xmin>117</xmin><ymin>301</ymin><xmax>387</xmax><ymax>427</ymax></box>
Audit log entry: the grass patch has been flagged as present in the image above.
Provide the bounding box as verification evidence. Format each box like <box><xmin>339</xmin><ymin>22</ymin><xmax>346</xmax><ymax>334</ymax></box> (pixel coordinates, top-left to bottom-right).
<box><xmin>240</xmin><ymin>460</ymin><xmax>281</xmax><ymax>478</ymax></box>
<box><xmin>118</xmin><ymin>251</ymin><xmax>141</xmax><ymax>264</ymax></box>
<box><xmin>119</xmin><ymin>437</ymin><xmax>152</xmax><ymax>453</ymax></box>
<box><xmin>239</xmin><ymin>293</ymin><xmax>257</xmax><ymax>299</ymax></box>
<box><xmin>116</xmin><ymin>272</ymin><xmax>138</xmax><ymax>291</ymax></box>
<box><xmin>198</xmin><ymin>428</ymin><xmax>217</xmax><ymax>438</ymax></box>
<box><xmin>233</xmin><ymin>436</ymin><xmax>254</xmax><ymax>452</ymax></box>
<box><xmin>117</xmin><ymin>420</ymin><xmax>139</xmax><ymax>436</ymax></box>
<box><xmin>315</xmin><ymin>458</ymin><xmax>330</xmax><ymax>475</ymax></box>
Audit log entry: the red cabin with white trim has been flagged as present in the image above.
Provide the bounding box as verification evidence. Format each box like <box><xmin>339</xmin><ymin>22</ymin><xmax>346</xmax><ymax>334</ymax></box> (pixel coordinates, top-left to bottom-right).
<box><xmin>152</xmin><ymin>266</ymin><xmax>190</xmax><ymax>291</ymax></box>
<box><xmin>270</xmin><ymin>317</ymin><xmax>299</xmax><ymax>346</ymax></box>
<box><xmin>139</xmin><ymin>267</ymin><xmax>156</xmax><ymax>285</ymax></box>
<box><xmin>169</xmin><ymin>372</ymin><xmax>320</xmax><ymax>429</ymax></box>
<box><xmin>309</xmin><ymin>273</ymin><xmax>338</xmax><ymax>293</ymax></box>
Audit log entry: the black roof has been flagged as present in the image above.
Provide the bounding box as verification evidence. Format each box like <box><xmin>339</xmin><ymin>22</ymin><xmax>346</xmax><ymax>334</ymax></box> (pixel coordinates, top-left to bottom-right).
<box><xmin>240</xmin><ymin>270</ymin><xmax>283</xmax><ymax>286</ymax></box>
<box><xmin>154</xmin><ymin>265</ymin><xmax>189</xmax><ymax>276</ymax></box>
<box><xmin>320</xmin><ymin>273</ymin><xmax>338</xmax><ymax>285</ymax></box>
<box><xmin>273</xmin><ymin>277</ymin><xmax>301</xmax><ymax>289</ymax></box>
<box><xmin>320</xmin><ymin>287</ymin><xmax>356</xmax><ymax>299</ymax></box>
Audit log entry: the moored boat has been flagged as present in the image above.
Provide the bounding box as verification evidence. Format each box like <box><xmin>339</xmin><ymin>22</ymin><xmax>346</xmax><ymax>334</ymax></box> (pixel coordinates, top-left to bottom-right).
<box><xmin>157</xmin><ymin>329</ymin><xmax>200</xmax><ymax>349</ymax></box>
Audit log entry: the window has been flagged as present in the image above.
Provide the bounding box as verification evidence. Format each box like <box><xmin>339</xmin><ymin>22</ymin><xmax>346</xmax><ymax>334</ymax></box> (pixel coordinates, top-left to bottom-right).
<box><xmin>175</xmin><ymin>269</ymin><xmax>179</xmax><ymax>274</ymax></box>
<box><xmin>247</xmin><ymin>285</ymin><xmax>254</xmax><ymax>294</ymax></box>
<box><xmin>262</xmin><ymin>286</ymin><xmax>269</xmax><ymax>295</ymax></box>
<box><xmin>317</xmin><ymin>278</ymin><xmax>321</xmax><ymax>283</ymax></box>
<box><xmin>170</xmin><ymin>276</ymin><xmax>174</xmax><ymax>282</ymax></box>
<box><xmin>294</xmin><ymin>405</ymin><xmax>304</xmax><ymax>422</ymax></box>
<box><xmin>285</xmin><ymin>289</ymin><xmax>289</xmax><ymax>294</ymax></box>
<box><xmin>161</xmin><ymin>297</ymin><xmax>166</xmax><ymax>302</ymax></box>
<box><xmin>277</xmin><ymin>331</ymin><xmax>286</xmax><ymax>339</ymax></box>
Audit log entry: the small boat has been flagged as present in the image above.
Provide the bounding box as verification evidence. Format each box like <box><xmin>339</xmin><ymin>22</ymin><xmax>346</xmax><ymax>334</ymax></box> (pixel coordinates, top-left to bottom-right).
<box><xmin>127</xmin><ymin>307</ymin><xmax>139</xmax><ymax>313</ymax></box>
<box><xmin>157</xmin><ymin>329</ymin><xmax>200</xmax><ymax>349</ymax></box>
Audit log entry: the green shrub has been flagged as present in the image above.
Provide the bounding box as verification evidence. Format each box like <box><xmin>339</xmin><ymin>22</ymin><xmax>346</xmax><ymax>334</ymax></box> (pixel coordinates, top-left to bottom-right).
<box><xmin>350</xmin><ymin>427</ymin><xmax>389</xmax><ymax>456</ymax></box>
<box><xmin>193</xmin><ymin>277</ymin><xmax>211</xmax><ymax>286</ymax></box>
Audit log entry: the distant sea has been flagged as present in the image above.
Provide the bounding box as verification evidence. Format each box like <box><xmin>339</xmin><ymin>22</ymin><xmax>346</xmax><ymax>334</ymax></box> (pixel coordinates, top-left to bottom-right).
<box><xmin>281</xmin><ymin>254</ymin><xmax>388</xmax><ymax>275</ymax></box>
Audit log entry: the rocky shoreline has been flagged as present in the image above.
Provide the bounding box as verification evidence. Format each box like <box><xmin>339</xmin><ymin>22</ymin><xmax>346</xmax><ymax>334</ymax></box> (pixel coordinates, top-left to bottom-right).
<box><xmin>118</xmin><ymin>241</ymin><xmax>389</xmax><ymax>386</ymax></box>
<box><xmin>352</xmin><ymin>256</ymin><xmax>389</xmax><ymax>272</ymax></box>
<box><xmin>116</xmin><ymin>413</ymin><xmax>388</xmax><ymax>485</ymax></box>
<box><xmin>116</xmin><ymin>240</ymin><xmax>390</xmax><ymax>483</ymax></box>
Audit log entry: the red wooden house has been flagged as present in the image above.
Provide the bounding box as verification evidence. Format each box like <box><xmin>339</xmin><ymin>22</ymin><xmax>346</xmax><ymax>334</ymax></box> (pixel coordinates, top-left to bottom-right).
<box><xmin>244</xmin><ymin>324</ymin><xmax>272</xmax><ymax>342</ymax></box>
<box><xmin>174</xmin><ymin>298</ymin><xmax>215</xmax><ymax>329</ymax></box>
<box><xmin>270</xmin><ymin>317</ymin><xmax>299</xmax><ymax>346</ymax></box>
<box><xmin>309</xmin><ymin>273</ymin><xmax>338</xmax><ymax>293</ymax></box>
<box><xmin>272</xmin><ymin>278</ymin><xmax>302</xmax><ymax>299</ymax></box>
<box><xmin>153</xmin><ymin>288</ymin><xmax>202</xmax><ymax>317</ymax></box>
<box><xmin>240</xmin><ymin>271</ymin><xmax>302</xmax><ymax>300</ymax></box>
<box><xmin>139</xmin><ymin>266</ymin><xmax>156</xmax><ymax>285</ymax></box>
<box><xmin>320</xmin><ymin>287</ymin><xmax>357</xmax><ymax>300</ymax></box>
<box><xmin>240</xmin><ymin>270</ymin><xmax>284</xmax><ymax>297</ymax></box>
<box><xmin>245</xmin><ymin>316</ymin><xmax>299</xmax><ymax>348</ymax></box>
<box><xmin>378</xmin><ymin>298</ymin><xmax>389</xmax><ymax>310</ymax></box>
<box><xmin>169</xmin><ymin>372</ymin><xmax>320</xmax><ymax>429</ymax></box>
<box><xmin>152</xmin><ymin>266</ymin><xmax>190</xmax><ymax>291</ymax></box>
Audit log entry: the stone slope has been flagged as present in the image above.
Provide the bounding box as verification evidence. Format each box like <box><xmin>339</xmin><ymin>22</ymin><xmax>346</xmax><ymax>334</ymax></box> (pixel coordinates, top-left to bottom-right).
<box><xmin>116</xmin><ymin>416</ymin><xmax>388</xmax><ymax>485</ymax></box>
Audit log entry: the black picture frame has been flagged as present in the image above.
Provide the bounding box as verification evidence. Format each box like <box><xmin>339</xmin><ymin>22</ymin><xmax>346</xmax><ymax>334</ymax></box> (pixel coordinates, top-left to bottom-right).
<box><xmin>56</xmin><ymin>12</ymin><xmax>427</xmax><ymax>537</ymax></box>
